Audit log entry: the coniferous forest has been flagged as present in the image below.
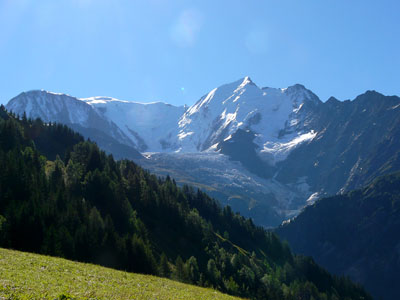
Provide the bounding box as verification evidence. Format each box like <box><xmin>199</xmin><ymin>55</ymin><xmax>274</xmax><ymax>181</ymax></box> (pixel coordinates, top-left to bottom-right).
<box><xmin>0</xmin><ymin>105</ymin><xmax>371</xmax><ymax>300</ymax></box>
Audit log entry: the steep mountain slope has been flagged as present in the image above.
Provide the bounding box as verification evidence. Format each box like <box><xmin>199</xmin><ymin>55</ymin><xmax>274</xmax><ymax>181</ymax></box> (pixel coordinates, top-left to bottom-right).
<box><xmin>276</xmin><ymin>91</ymin><xmax>400</xmax><ymax>195</ymax></box>
<box><xmin>276</xmin><ymin>172</ymin><xmax>400</xmax><ymax>300</ymax></box>
<box><xmin>6</xmin><ymin>90</ymin><xmax>143</xmax><ymax>160</ymax></box>
<box><xmin>0</xmin><ymin>106</ymin><xmax>371</xmax><ymax>300</ymax></box>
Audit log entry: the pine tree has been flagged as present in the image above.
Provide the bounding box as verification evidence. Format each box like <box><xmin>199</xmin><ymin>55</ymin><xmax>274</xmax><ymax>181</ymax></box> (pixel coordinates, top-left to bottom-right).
<box><xmin>174</xmin><ymin>256</ymin><xmax>185</xmax><ymax>281</ymax></box>
<box><xmin>159</xmin><ymin>253</ymin><xmax>170</xmax><ymax>278</ymax></box>
<box><xmin>186</xmin><ymin>256</ymin><xmax>199</xmax><ymax>284</ymax></box>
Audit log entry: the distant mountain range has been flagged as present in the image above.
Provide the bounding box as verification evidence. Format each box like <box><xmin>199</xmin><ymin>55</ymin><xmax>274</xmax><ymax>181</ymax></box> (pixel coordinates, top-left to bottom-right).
<box><xmin>6</xmin><ymin>77</ymin><xmax>400</xmax><ymax>227</ymax></box>
<box><xmin>6</xmin><ymin>77</ymin><xmax>318</xmax><ymax>155</ymax></box>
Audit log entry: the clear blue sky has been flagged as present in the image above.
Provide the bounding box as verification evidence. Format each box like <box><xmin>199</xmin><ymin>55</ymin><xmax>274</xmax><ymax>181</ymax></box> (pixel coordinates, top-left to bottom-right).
<box><xmin>1</xmin><ymin>0</ymin><xmax>399</xmax><ymax>106</ymax></box>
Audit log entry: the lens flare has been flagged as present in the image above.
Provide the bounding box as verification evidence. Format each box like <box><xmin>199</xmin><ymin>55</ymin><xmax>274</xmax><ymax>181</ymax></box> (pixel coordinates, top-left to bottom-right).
<box><xmin>170</xmin><ymin>8</ymin><xmax>203</xmax><ymax>47</ymax></box>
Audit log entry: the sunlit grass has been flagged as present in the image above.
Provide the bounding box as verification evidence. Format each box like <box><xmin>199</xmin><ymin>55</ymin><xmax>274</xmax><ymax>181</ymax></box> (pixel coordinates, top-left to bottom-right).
<box><xmin>0</xmin><ymin>248</ymin><xmax>243</xmax><ymax>300</ymax></box>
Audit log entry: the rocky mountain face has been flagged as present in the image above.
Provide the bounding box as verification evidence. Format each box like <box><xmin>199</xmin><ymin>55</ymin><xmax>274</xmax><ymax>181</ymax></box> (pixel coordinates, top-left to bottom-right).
<box><xmin>276</xmin><ymin>91</ymin><xmax>400</xmax><ymax>196</ymax></box>
<box><xmin>276</xmin><ymin>172</ymin><xmax>400</xmax><ymax>300</ymax></box>
<box><xmin>6</xmin><ymin>78</ymin><xmax>400</xmax><ymax>227</ymax></box>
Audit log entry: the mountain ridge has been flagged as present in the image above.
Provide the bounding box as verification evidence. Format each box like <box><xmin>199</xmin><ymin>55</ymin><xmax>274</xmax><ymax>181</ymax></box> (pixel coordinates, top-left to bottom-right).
<box><xmin>6</xmin><ymin>77</ymin><xmax>320</xmax><ymax>157</ymax></box>
<box><xmin>6</xmin><ymin>78</ymin><xmax>400</xmax><ymax>227</ymax></box>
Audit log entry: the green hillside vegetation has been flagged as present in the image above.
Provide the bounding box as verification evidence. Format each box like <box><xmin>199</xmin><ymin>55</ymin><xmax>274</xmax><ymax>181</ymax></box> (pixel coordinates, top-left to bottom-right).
<box><xmin>0</xmin><ymin>105</ymin><xmax>371</xmax><ymax>300</ymax></box>
<box><xmin>277</xmin><ymin>172</ymin><xmax>400</xmax><ymax>300</ymax></box>
<box><xmin>0</xmin><ymin>247</ymin><xmax>242</xmax><ymax>300</ymax></box>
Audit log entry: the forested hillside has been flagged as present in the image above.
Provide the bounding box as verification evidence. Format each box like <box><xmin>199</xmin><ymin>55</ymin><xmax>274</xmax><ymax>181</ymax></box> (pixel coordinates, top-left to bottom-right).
<box><xmin>277</xmin><ymin>172</ymin><xmax>400</xmax><ymax>300</ymax></box>
<box><xmin>0</xmin><ymin>105</ymin><xmax>370</xmax><ymax>300</ymax></box>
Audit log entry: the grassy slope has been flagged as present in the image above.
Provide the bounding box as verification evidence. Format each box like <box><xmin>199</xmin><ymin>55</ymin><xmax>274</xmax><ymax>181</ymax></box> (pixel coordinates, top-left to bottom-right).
<box><xmin>0</xmin><ymin>248</ymin><xmax>243</xmax><ymax>300</ymax></box>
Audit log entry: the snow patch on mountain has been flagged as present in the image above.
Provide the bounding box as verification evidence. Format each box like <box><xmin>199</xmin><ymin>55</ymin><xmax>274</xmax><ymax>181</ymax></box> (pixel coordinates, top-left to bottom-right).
<box><xmin>82</xmin><ymin>96</ymin><xmax>185</xmax><ymax>152</ymax></box>
<box><xmin>259</xmin><ymin>130</ymin><xmax>317</xmax><ymax>164</ymax></box>
<box><xmin>306</xmin><ymin>192</ymin><xmax>320</xmax><ymax>205</ymax></box>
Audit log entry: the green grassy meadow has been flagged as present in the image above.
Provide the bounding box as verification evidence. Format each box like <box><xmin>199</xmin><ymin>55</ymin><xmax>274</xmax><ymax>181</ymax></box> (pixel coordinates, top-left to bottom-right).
<box><xmin>0</xmin><ymin>248</ymin><xmax>243</xmax><ymax>300</ymax></box>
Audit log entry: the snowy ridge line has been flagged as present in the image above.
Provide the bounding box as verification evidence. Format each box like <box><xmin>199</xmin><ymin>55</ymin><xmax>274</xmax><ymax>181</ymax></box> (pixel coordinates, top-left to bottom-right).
<box><xmin>6</xmin><ymin>77</ymin><xmax>321</xmax><ymax>163</ymax></box>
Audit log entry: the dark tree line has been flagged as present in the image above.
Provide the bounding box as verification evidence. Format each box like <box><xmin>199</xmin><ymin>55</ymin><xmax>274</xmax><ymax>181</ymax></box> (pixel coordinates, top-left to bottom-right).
<box><xmin>0</xmin><ymin>105</ymin><xmax>370</xmax><ymax>300</ymax></box>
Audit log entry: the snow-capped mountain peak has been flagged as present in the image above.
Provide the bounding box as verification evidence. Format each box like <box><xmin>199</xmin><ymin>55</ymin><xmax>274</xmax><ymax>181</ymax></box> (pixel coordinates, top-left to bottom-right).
<box><xmin>6</xmin><ymin>77</ymin><xmax>321</xmax><ymax>163</ymax></box>
<box><xmin>175</xmin><ymin>78</ymin><xmax>320</xmax><ymax>159</ymax></box>
<box><xmin>237</xmin><ymin>76</ymin><xmax>257</xmax><ymax>88</ymax></box>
